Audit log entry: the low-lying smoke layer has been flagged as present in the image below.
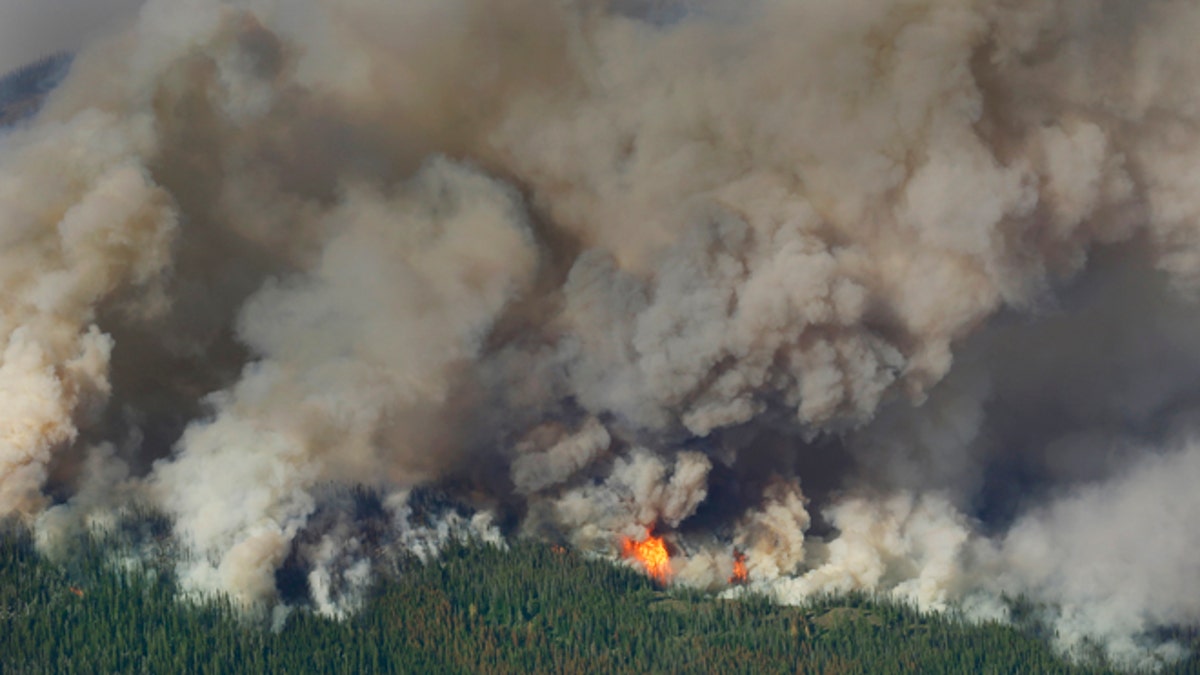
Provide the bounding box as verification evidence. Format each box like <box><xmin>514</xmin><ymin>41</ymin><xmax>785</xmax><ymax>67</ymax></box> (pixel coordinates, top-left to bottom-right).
<box><xmin>3</xmin><ymin>0</ymin><xmax>1200</xmax><ymax>668</ymax></box>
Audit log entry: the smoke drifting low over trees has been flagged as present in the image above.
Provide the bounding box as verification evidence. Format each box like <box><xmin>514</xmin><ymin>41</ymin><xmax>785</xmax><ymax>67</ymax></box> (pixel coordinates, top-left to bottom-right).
<box><xmin>2</xmin><ymin>0</ymin><xmax>1200</xmax><ymax>667</ymax></box>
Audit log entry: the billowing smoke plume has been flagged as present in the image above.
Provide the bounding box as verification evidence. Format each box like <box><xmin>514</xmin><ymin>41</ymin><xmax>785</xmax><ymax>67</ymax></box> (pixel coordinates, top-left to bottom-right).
<box><xmin>3</xmin><ymin>0</ymin><xmax>1200</xmax><ymax>668</ymax></box>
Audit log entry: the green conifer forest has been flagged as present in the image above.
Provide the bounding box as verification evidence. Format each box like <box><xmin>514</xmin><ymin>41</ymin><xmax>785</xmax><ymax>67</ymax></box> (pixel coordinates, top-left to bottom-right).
<box><xmin>3</xmin><ymin>524</ymin><xmax>1198</xmax><ymax>674</ymax></box>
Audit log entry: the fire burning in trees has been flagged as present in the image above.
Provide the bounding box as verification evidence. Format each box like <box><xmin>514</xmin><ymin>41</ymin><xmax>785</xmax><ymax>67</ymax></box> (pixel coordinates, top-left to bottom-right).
<box><xmin>619</xmin><ymin>535</ymin><xmax>748</xmax><ymax>587</ymax></box>
<box><xmin>620</xmin><ymin>530</ymin><xmax>671</xmax><ymax>584</ymax></box>
<box><xmin>730</xmin><ymin>551</ymin><xmax>748</xmax><ymax>585</ymax></box>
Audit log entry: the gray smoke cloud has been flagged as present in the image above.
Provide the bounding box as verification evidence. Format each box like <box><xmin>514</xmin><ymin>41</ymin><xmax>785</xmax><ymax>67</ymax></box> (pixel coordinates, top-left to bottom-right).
<box><xmin>0</xmin><ymin>0</ymin><xmax>144</xmax><ymax>74</ymax></box>
<box><xmin>3</xmin><ymin>0</ymin><xmax>1200</xmax><ymax>668</ymax></box>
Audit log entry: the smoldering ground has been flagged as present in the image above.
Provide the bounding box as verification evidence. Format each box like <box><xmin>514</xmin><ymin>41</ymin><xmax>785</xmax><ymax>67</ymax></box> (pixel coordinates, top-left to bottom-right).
<box><xmin>2</xmin><ymin>0</ymin><xmax>1200</xmax><ymax>668</ymax></box>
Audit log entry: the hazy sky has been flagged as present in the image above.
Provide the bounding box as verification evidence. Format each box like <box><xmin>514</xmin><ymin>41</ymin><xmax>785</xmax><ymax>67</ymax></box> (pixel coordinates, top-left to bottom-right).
<box><xmin>0</xmin><ymin>0</ymin><xmax>143</xmax><ymax>74</ymax></box>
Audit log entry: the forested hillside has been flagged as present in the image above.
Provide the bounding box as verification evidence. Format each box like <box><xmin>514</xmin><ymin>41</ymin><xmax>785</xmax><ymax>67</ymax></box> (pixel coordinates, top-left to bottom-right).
<box><xmin>3</xmin><ymin>526</ymin><xmax>1196</xmax><ymax>674</ymax></box>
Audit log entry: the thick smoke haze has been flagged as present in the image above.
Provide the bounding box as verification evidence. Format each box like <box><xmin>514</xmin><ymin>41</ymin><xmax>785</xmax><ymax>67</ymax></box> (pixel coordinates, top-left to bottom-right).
<box><xmin>0</xmin><ymin>0</ymin><xmax>144</xmax><ymax>74</ymax></box>
<box><xmin>2</xmin><ymin>0</ymin><xmax>1200</xmax><ymax>668</ymax></box>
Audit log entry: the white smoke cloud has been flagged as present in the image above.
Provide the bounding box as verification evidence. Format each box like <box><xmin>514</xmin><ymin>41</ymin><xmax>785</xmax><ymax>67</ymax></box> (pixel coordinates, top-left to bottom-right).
<box><xmin>150</xmin><ymin>155</ymin><xmax>539</xmax><ymax>605</ymax></box>
<box><xmin>992</xmin><ymin>440</ymin><xmax>1200</xmax><ymax>667</ymax></box>
<box><xmin>765</xmin><ymin>492</ymin><xmax>973</xmax><ymax>610</ymax></box>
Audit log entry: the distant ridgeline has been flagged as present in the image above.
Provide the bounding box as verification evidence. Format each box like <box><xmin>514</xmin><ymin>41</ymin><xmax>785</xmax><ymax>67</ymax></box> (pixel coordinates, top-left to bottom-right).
<box><xmin>0</xmin><ymin>52</ymin><xmax>73</xmax><ymax>129</ymax></box>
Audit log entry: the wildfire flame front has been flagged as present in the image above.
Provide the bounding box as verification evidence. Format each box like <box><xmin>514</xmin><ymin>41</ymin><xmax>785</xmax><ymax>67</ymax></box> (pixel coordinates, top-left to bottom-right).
<box><xmin>620</xmin><ymin>530</ymin><xmax>671</xmax><ymax>584</ymax></box>
<box><xmin>730</xmin><ymin>550</ymin><xmax>748</xmax><ymax>585</ymax></box>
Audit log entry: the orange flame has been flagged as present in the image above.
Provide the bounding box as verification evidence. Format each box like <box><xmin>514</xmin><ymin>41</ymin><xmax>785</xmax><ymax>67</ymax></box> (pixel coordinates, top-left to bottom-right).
<box><xmin>621</xmin><ymin>529</ymin><xmax>671</xmax><ymax>583</ymax></box>
<box><xmin>730</xmin><ymin>550</ymin><xmax>748</xmax><ymax>585</ymax></box>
